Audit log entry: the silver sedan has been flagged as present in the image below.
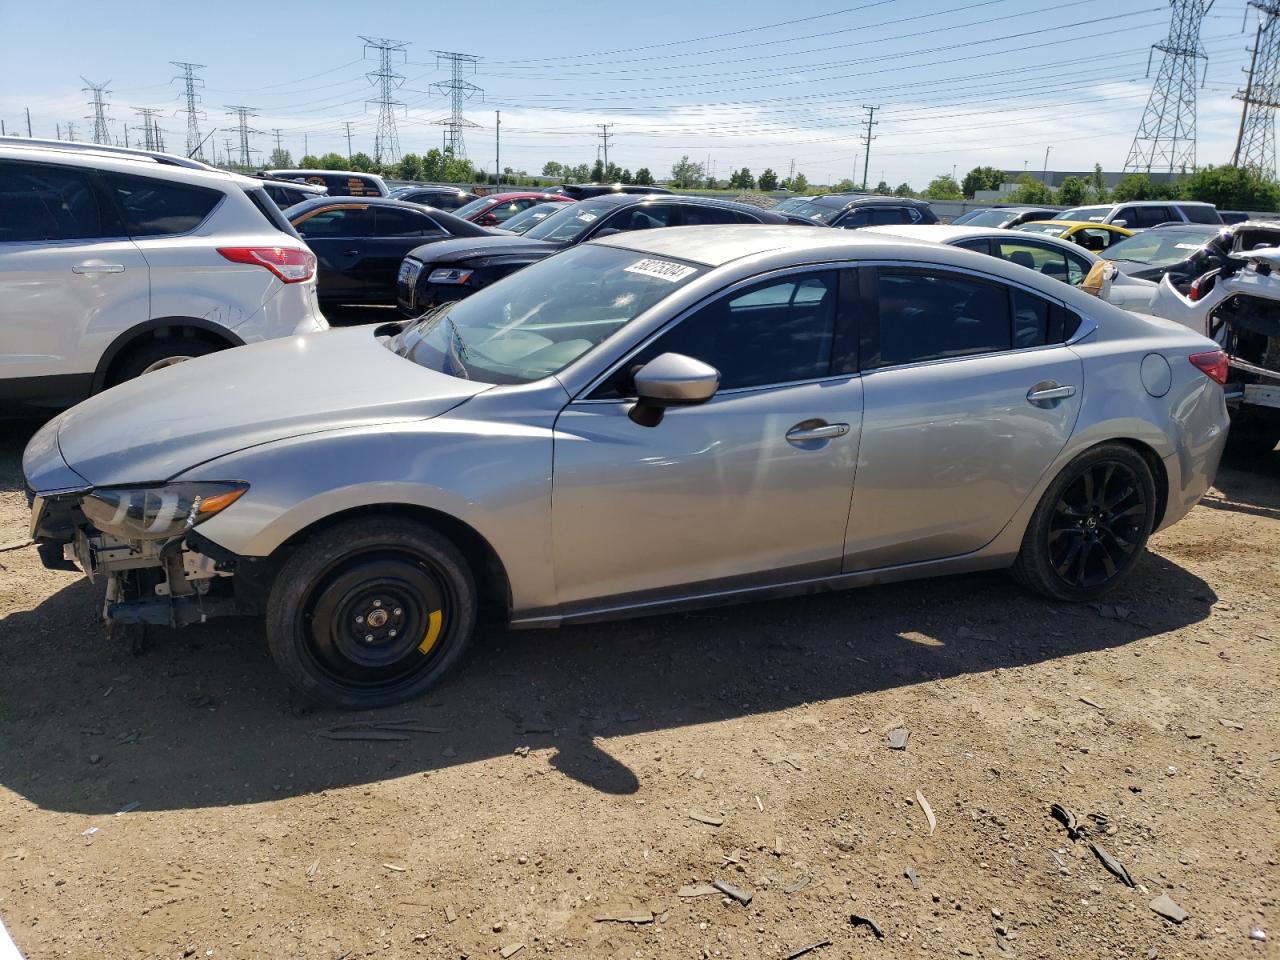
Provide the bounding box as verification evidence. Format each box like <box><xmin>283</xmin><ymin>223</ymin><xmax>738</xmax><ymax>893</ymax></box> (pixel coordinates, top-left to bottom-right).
<box><xmin>25</xmin><ymin>226</ymin><xmax>1230</xmax><ymax>707</ymax></box>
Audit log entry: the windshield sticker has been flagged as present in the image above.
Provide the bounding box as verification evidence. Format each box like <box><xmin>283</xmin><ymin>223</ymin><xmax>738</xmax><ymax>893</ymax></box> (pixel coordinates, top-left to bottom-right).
<box><xmin>625</xmin><ymin>258</ymin><xmax>697</xmax><ymax>282</ymax></box>
<box><xmin>1174</xmin><ymin>243</ymin><xmax>1202</xmax><ymax>250</ymax></box>
<box><xmin>577</xmin><ymin>212</ymin><xmax>598</xmax><ymax>223</ymax></box>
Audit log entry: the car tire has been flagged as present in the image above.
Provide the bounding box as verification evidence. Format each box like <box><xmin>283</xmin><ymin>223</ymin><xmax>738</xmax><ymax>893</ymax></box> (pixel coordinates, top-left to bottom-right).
<box><xmin>1011</xmin><ymin>443</ymin><xmax>1157</xmax><ymax>602</ymax></box>
<box><xmin>109</xmin><ymin>337</ymin><xmax>220</xmax><ymax>386</ymax></box>
<box><xmin>265</xmin><ymin>516</ymin><xmax>477</xmax><ymax>709</ymax></box>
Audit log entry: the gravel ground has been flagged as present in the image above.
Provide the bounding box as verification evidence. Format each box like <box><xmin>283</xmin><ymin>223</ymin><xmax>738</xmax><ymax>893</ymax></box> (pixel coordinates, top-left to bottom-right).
<box><xmin>0</xmin><ymin>420</ymin><xmax>1276</xmax><ymax>960</ymax></box>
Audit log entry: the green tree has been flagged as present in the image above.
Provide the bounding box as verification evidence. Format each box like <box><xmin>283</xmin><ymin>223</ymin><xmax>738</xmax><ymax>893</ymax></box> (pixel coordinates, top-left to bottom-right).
<box><xmin>1110</xmin><ymin>173</ymin><xmax>1181</xmax><ymax>202</ymax></box>
<box><xmin>1179</xmin><ymin>164</ymin><xmax>1280</xmax><ymax>212</ymax></box>
<box><xmin>569</xmin><ymin>163</ymin><xmax>592</xmax><ymax>183</ymax></box>
<box><xmin>299</xmin><ymin>154</ymin><xmax>319</xmax><ymax>168</ymax></box>
<box><xmin>590</xmin><ymin>158</ymin><xmax>605</xmax><ymax>182</ymax></box>
<box><xmin>1090</xmin><ymin>163</ymin><xmax>1108</xmax><ymax>202</ymax></box>
<box><xmin>633</xmin><ymin>167</ymin><xmax>655</xmax><ymax>185</ymax></box>
<box><xmin>961</xmin><ymin>165</ymin><xmax>1004</xmax><ymax>198</ymax></box>
<box><xmin>316</xmin><ymin>152</ymin><xmax>348</xmax><ymax>171</ymax></box>
<box><xmin>757</xmin><ymin>168</ymin><xmax>779</xmax><ymax>191</ymax></box>
<box><xmin>874</xmin><ymin>180</ymin><xmax>891</xmax><ymax>195</ymax></box>
<box><xmin>541</xmin><ymin>161</ymin><xmax>563</xmax><ymax>179</ymax></box>
<box><xmin>348</xmin><ymin>152</ymin><xmax>375</xmax><ymax>173</ymax></box>
<box><xmin>790</xmin><ymin>172</ymin><xmax>809</xmax><ymax>193</ymax></box>
<box><xmin>893</xmin><ymin>182</ymin><xmax>916</xmax><ymax>197</ymax></box>
<box><xmin>729</xmin><ymin>167</ymin><xmax>755</xmax><ymax>189</ymax></box>
<box><xmin>620</xmin><ymin>168</ymin><xmax>633</xmax><ymax>184</ymax></box>
<box><xmin>396</xmin><ymin>153</ymin><xmax>424</xmax><ymax>181</ymax></box>
<box><xmin>268</xmin><ymin>147</ymin><xmax>292</xmax><ymax>169</ymax></box>
<box><xmin>1056</xmin><ymin>175</ymin><xmax>1087</xmax><ymax>206</ymax></box>
<box><xmin>831</xmin><ymin>178</ymin><xmax>857</xmax><ymax>193</ymax></box>
<box><xmin>670</xmin><ymin>155</ymin><xmax>705</xmax><ymax>189</ymax></box>
<box><xmin>1008</xmin><ymin>174</ymin><xmax>1054</xmax><ymax>204</ymax></box>
<box><xmin>925</xmin><ymin>173</ymin><xmax>963</xmax><ymax>200</ymax></box>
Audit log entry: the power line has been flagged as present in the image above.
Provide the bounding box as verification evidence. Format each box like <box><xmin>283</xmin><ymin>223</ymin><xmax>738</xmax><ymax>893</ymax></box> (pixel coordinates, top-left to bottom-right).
<box><xmin>1124</xmin><ymin>0</ymin><xmax>1213</xmax><ymax>174</ymax></box>
<box><xmin>1232</xmin><ymin>1</ymin><xmax>1280</xmax><ymax>176</ymax></box>
<box><xmin>81</xmin><ymin>77</ymin><xmax>112</xmax><ymax>145</ymax></box>
<box><xmin>361</xmin><ymin>35</ymin><xmax>409</xmax><ymax>165</ymax></box>
<box><xmin>225</xmin><ymin>105</ymin><xmax>262</xmax><ymax>168</ymax></box>
<box><xmin>172</xmin><ymin>62</ymin><xmax>206</xmax><ymax>160</ymax></box>
<box><xmin>432</xmin><ymin>50</ymin><xmax>482</xmax><ymax>159</ymax></box>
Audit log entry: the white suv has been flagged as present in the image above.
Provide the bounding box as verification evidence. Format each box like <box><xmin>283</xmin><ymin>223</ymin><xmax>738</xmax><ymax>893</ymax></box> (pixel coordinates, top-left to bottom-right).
<box><xmin>1054</xmin><ymin>200</ymin><xmax>1222</xmax><ymax>229</ymax></box>
<box><xmin>0</xmin><ymin>138</ymin><xmax>328</xmax><ymax>407</ymax></box>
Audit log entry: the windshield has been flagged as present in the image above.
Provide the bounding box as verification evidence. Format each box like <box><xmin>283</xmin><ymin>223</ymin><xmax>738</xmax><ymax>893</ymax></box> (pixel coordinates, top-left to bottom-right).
<box><xmin>453</xmin><ymin>196</ymin><xmax>495</xmax><ymax>219</ymax></box>
<box><xmin>387</xmin><ymin>244</ymin><xmax>705</xmax><ymax>384</ymax></box>
<box><xmin>783</xmin><ymin>196</ymin><xmax>846</xmax><ymax>224</ymax></box>
<box><xmin>771</xmin><ymin>197</ymin><xmax>808</xmax><ymax>214</ymax></box>
<box><xmin>501</xmin><ymin>202</ymin><xmax>566</xmax><ymax>236</ymax></box>
<box><xmin>1017</xmin><ymin>222</ymin><xmax>1068</xmax><ymax>237</ymax></box>
<box><xmin>1054</xmin><ymin>206</ymin><xmax>1110</xmax><ymax>222</ymax></box>
<box><xmin>954</xmin><ymin>209</ymin><xmax>1017</xmax><ymax>227</ymax></box>
<box><xmin>523</xmin><ymin>198</ymin><xmax>616</xmax><ymax>242</ymax></box>
<box><xmin>1103</xmin><ymin>228</ymin><xmax>1216</xmax><ymax>266</ymax></box>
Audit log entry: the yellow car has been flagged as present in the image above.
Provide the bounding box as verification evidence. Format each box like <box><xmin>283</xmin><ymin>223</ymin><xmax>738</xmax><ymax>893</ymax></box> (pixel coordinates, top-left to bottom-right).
<box><xmin>1015</xmin><ymin>220</ymin><xmax>1134</xmax><ymax>254</ymax></box>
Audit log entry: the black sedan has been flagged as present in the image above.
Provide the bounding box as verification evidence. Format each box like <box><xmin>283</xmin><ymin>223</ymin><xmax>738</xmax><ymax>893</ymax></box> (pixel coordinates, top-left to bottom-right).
<box><xmin>396</xmin><ymin>194</ymin><xmax>794</xmax><ymax>315</ymax></box>
<box><xmin>950</xmin><ymin>206</ymin><xmax>1057</xmax><ymax>228</ymax></box>
<box><xmin>389</xmin><ymin>185</ymin><xmax>478</xmax><ymax>211</ymax></box>
<box><xmin>288</xmin><ymin>197</ymin><xmax>493</xmax><ymax>307</ymax></box>
<box><xmin>783</xmin><ymin>194</ymin><xmax>938</xmax><ymax>229</ymax></box>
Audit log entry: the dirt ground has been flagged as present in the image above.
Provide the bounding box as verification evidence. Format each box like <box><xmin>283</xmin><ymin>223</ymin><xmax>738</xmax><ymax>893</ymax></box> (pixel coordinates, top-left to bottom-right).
<box><xmin>0</xmin><ymin>420</ymin><xmax>1276</xmax><ymax>960</ymax></box>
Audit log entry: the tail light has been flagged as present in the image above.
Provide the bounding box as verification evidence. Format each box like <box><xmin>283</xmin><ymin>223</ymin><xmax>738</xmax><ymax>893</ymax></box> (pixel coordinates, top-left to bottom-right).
<box><xmin>217</xmin><ymin>246</ymin><xmax>316</xmax><ymax>283</ymax></box>
<box><xmin>1187</xmin><ymin>272</ymin><xmax>1210</xmax><ymax>301</ymax></box>
<box><xmin>1189</xmin><ymin>349</ymin><xmax>1229</xmax><ymax>385</ymax></box>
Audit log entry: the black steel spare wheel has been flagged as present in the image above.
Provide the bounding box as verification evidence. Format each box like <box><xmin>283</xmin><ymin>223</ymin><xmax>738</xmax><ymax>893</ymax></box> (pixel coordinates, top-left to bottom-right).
<box><xmin>1047</xmin><ymin>460</ymin><xmax>1148</xmax><ymax>589</ymax></box>
<box><xmin>266</xmin><ymin>517</ymin><xmax>477</xmax><ymax>708</ymax></box>
<box><xmin>1011</xmin><ymin>443</ymin><xmax>1156</xmax><ymax>602</ymax></box>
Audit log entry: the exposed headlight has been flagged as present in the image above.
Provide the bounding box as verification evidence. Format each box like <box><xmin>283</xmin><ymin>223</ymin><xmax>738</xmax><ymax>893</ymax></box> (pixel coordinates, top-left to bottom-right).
<box><xmin>428</xmin><ymin>267</ymin><xmax>475</xmax><ymax>285</ymax></box>
<box><xmin>80</xmin><ymin>482</ymin><xmax>248</xmax><ymax>541</ymax></box>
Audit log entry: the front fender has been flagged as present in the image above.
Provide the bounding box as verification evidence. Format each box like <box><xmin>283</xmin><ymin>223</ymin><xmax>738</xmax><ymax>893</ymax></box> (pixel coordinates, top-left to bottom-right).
<box><xmin>180</xmin><ymin>414</ymin><xmax>559</xmax><ymax>613</ymax></box>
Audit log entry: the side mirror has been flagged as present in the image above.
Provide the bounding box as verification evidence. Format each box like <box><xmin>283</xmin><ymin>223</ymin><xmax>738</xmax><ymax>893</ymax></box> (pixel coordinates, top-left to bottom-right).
<box><xmin>629</xmin><ymin>353</ymin><xmax>720</xmax><ymax>426</ymax></box>
<box><xmin>593</xmin><ymin>226</ymin><xmax>622</xmax><ymax>238</ymax></box>
<box><xmin>477</xmin><ymin>213</ymin><xmax>498</xmax><ymax>226</ymax></box>
<box><xmin>1111</xmin><ymin>219</ymin><xmax>1128</xmax><ymax>228</ymax></box>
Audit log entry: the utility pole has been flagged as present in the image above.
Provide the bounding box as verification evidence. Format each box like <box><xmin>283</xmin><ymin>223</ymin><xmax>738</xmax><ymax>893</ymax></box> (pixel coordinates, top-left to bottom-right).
<box><xmin>598</xmin><ymin>123</ymin><xmax>613</xmax><ymax>179</ymax></box>
<box><xmin>345</xmin><ymin>121</ymin><xmax>354</xmax><ymax>160</ymax></box>
<box><xmin>304</xmin><ymin>133</ymin><xmax>309</xmax><ymax>159</ymax></box>
<box><xmin>82</xmin><ymin>77</ymin><xmax>112</xmax><ymax>145</ymax></box>
<box><xmin>1042</xmin><ymin>145</ymin><xmax>1052</xmax><ymax>185</ymax></box>
<box><xmin>171</xmin><ymin>62</ymin><xmax>206</xmax><ymax>159</ymax></box>
<box><xmin>495</xmin><ymin>110</ymin><xmax>501</xmax><ymax>187</ymax></box>
<box><xmin>25</xmin><ymin>107</ymin><xmax>32</xmax><ymax>137</ymax></box>
<box><xmin>224</xmin><ymin>105</ymin><xmax>262</xmax><ymax>168</ymax></box>
<box><xmin>859</xmin><ymin>104</ymin><xmax>879</xmax><ymax>191</ymax></box>
<box><xmin>223</xmin><ymin>137</ymin><xmax>234</xmax><ymax>168</ymax></box>
<box><xmin>361</xmin><ymin>35</ymin><xmax>409</xmax><ymax>165</ymax></box>
<box><xmin>432</xmin><ymin>50</ymin><xmax>482</xmax><ymax>159</ymax></box>
<box><xmin>1232</xmin><ymin>1</ymin><xmax>1280</xmax><ymax>175</ymax></box>
<box><xmin>1124</xmin><ymin>0</ymin><xmax>1212</xmax><ymax>173</ymax></box>
<box><xmin>273</xmin><ymin>127</ymin><xmax>284</xmax><ymax>164</ymax></box>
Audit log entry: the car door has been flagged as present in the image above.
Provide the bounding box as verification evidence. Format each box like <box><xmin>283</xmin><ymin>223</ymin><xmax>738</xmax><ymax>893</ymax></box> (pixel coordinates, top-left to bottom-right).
<box><xmin>364</xmin><ymin>206</ymin><xmax>444</xmax><ymax>299</ymax></box>
<box><xmin>293</xmin><ymin>204</ymin><xmax>375</xmax><ymax>301</ymax></box>
<box><xmin>0</xmin><ymin>159</ymin><xmax>149</xmax><ymax>390</ymax></box>
<box><xmin>552</xmin><ymin>268</ymin><xmax>864</xmax><ymax>606</ymax></box>
<box><xmin>844</xmin><ymin>265</ymin><xmax>1084</xmax><ymax>571</ymax></box>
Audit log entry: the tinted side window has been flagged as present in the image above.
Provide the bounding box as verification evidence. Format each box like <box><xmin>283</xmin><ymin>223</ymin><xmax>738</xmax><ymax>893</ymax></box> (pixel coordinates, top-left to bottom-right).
<box><xmin>838</xmin><ymin>208</ymin><xmax>871</xmax><ymax>228</ymax></box>
<box><xmin>679</xmin><ymin>205</ymin><xmax>741</xmax><ymax>226</ymax></box>
<box><xmin>595</xmin><ymin>271</ymin><xmax>838</xmax><ymax>395</ymax></box>
<box><xmin>868</xmin><ymin>269</ymin><xmax>1011</xmax><ymax>367</ymax></box>
<box><xmin>868</xmin><ymin>207</ymin><xmax>912</xmax><ymax>226</ymax></box>
<box><xmin>1114</xmin><ymin>207</ymin><xmax>1136</xmax><ymax>226</ymax></box>
<box><xmin>294</xmin><ymin>206</ymin><xmax>375</xmax><ymax>238</ymax></box>
<box><xmin>601</xmin><ymin>204</ymin><xmax>678</xmax><ymax>232</ymax></box>
<box><xmin>1012</xmin><ymin>290</ymin><xmax>1082</xmax><ymax>347</ymax></box>
<box><xmin>1179</xmin><ymin>204</ymin><xmax>1220</xmax><ymax>224</ymax></box>
<box><xmin>432</xmin><ymin>193</ymin><xmax>469</xmax><ymax>211</ymax></box>
<box><xmin>0</xmin><ymin>161</ymin><xmax>114</xmax><ymax>242</ymax></box>
<box><xmin>1134</xmin><ymin>206</ymin><xmax>1171</xmax><ymax>229</ymax></box>
<box><xmin>374</xmin><ymin>206</ymin><xmax>431</xmax><ymax>235</ymax></box>
<box><xmin>953</xmin><ymin>238</ymin><xmax>992</xmax><ymax>255</ymax></box>
<box><xmin>103</xmin><ymin>173</ymin><xmax>221</xmax><ymax>237</ymax></box>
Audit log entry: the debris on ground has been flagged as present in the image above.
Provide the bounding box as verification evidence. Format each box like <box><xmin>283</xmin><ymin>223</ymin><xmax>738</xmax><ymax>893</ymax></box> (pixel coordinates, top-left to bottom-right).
<box><xmin>1050</xmin><ymin>803</ymin><xmax>1081</xmax><ymax>840</ymax></box>
<box><xmin>904</xmin><ymin>867</ymin><xmax>920</xmax><ymax>890</ymax></box>
<box><xmin>687</xmin><ymin>811</ymin><xmax>723</xmax><ymax>827</ymax></box>
<box><xmin>593</xmin><ymin>910</ymin><xmax>653</xmax><ymax>924</ymax></box>
<box><xmin>1088</xmin><ymin>842</ymin><xmax>1134</xmax><ymax>887</ymax></box>
<box><xmin>499</xmin><ymin>943</ymin><xmax>524</xmax><ymax>958</ymax></box>
<box><xmin>114</xmin><ymin>801</ymin><xmax>139</xmax><ymax>816</ymax></box>
<box><xmin>1220</xmin><ymin>718</ymin><xmax>1245</xmax><ymax>730</ymax></box>
<box><xmin>916</xmin><ymin>790</ymin><xmax>937</xmax><ymax>835</ymax></box>
<box><xmin>677</xmin><ymin>884</ymin><xmax>719</xmax><ymax>898</ymax></box>
<box><xmin>382</xmin><ymin>863</ymin><xmax>406</xmax><ymax>872</ymax></box>
<box><xmin>1149</xmin><ymin>894</ymin><xmax>1189</xmax><ymax>924</ymax></box>
<box><xmin>712</xmin><ymin>880</ymin><xmax>753</xmax><ymax>905</ymax></box>
<box><xmin>783</xmin><ymin>877</ymin><xmax>811</xmax><ymax>894</ymax></box>
<box><xmin>1078</xmin><ymin>696</ymin><xmax>1104</xmax><ymax>711</ymax></box>
<box><xmin>886</xmin><ymin>728</ymin><xmax>910</xmax><ymax>750</ymax></box>
<box><xmin>849</xmin><ymin>913</ymin><xmax>884</xmax><ymax>939</ymax></box>
<box><xmin>784</xmin><ymin>939</ymin><xmax>831</xmax><ymax>959</ymax></box>
<box><xmin>1091</xmin><ymin>603</ymin><xmax>1131</xmax><ymax>621</ymax></box>
<box><xmin>1250</xmin><ymin>928</ymin><xmax>1267</xmax><ymax>942</ymax></box>
<box><xmin>444</xmin><ymin>905</ymin><xmax>457</xmax><ymax>923</ymax></box>
<box><xmin>305</xmin><ymin>860</ymin><xmax>319</xmax><ymax>878</ymax></box>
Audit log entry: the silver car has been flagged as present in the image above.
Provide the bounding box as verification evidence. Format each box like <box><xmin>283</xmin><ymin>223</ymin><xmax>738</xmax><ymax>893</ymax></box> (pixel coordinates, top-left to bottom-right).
<box><xmin>24</xmin><ymin>227</ymin><xmax>1230</xmax><ymax>708</ymax></box>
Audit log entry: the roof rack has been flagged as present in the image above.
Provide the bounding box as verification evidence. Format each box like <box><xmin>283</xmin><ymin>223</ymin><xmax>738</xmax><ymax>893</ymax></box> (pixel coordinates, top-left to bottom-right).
<box><xmin>0</xmin><ymin>136</ymin><xmax>217</xmax><ymax>171</ymax></box>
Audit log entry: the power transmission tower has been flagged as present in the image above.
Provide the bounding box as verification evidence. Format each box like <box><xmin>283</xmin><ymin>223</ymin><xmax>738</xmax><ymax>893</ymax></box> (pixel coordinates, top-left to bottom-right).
<box><xmin>1232</xmin><ymin>1</ymin><xmax>1280</xmax><ymax>176</ymax></box>
<box><xmin>1123</xmin><ymin>0</ymin><xmax>1213</xmax><ymax>175</ymax></box>
<box><xmin>223</xmin><ymin>137</ymin><xmax>234</xmax><ymax>168</ymax></box>
<box><xmin>171</xmin><ymin>61</ymin><xmax>206</xmax><ymax>160</ymax></box>
<box><xmin>82</xmin><ymin>77</ymin><xmax>112</xmax><ymax>145</ymax></box>
<box><xmin>431</xmin><ymin>50</ymin><xmax>482</xmax><ymax>160</ymax></box>
<box><xmin>361</xmin><ymin>35</ymin><xmax>408</xmax><ymax>165</ymax></box>
<box><xmin>272</xmin><ymin>127</ymin><xmax>285</xmax><ymax>164</ymax></box>
<box><xmin>859</xmin><ymin>105</ymin><xmax>880</xmax><ymax>191</ymax></box>
<box><xmin>65</xmin><ymin>121</ymin><xmax>76</xmax><ymax>141</ymax></box>
<box><xmin>225</xmin><ymin>105</ymin><xmax>262</xmax><ymax>169</ymax></box>
<box><xmin>134</xmin><ymin>107</ymin><xmax>161</xmax><ymax>150</ymax></box>
<box><xmin>598</xmin><ymin>123</ymin><xmax>613</xmax><ymax>178</ymax></box>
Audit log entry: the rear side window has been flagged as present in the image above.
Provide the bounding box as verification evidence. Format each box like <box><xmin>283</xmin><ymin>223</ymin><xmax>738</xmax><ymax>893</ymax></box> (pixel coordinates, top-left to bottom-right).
<box><xmin>868</xmin><ymin>269</ymin><xmax>1011</xmax><ymax>367</ymax></box>
<box><xmin>328</xmin><ymin>174</ymin><xmax>378</xmax><ymax>197</ymax></box>
<box><xmin>679</xmin><ymin>205</ymin><xmax>741</xmax><ymax>226</ymax></box>
<box><xmin>293</xmin><ymin>205</ymin><xmax>375</xmax><ymax>238</ymax></box>
<box><xmin>374</xmin><ymin>206</ymin><xmax>433</xmax><ymax>235</ymax></box>
<box><xmin>0</xmin><ymin>161</ymin><xmax>116</xmax><ymax>242</ymax></box>
<box><xmin>1179</xmin><ymin>204</ymin><xmax>1220</xmax><ymax>224</ymax></box>
<box><xmin>103</xmin><ymin>173</ymin><xmax>221</xmax><ymax>237</ymax></box>
<box><xmin>1132</xmin><ymin>206</ymin><xmax>1171</xmax><ymax>229</ymax></box>
<box><xmin>427</xmin><ymin>192</ymin><xmax>470</xmax><ymax>211</ymax></box>
<box><xmin>868</xmin><ymin>207</ymin><xmax>914</xmax><ymax>226</ymax></box>
<box><xmin>243</xmin><ymin>187</ymin><xmax>301</xmax><ymax>240</ymax></box>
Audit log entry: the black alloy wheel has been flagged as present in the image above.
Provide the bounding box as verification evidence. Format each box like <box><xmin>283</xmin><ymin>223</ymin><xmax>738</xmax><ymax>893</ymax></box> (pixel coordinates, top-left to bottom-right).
<box><xmin>1046</xmin><ymin>460</ymin><xmax>1148</xmax><ymax>589</ymax></box>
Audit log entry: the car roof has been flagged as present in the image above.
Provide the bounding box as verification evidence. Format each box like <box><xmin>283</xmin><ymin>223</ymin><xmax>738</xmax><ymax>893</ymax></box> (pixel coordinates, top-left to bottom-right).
<box><xmin>1026</xmin><ymin>220</ymin><xmax>1123</xmax><ymax>230</ymax></box>
<box><xmin>480</xmin><ymin>191</ymin><xmax>564</xmax><ymax>201</ymax></box>
<box><xmin>267</xmin><ymin>168</ymin><xmax>384</xmax><ymax>179</ymax></box>
<box><xmin>0</xmin><ymin>138</ymin><xmax>260</xmax><ymax>189</ymax></box>
<box><xmin>861</xmin><ymin>223</ymin><xmax>1100</xmax><ymax>258</ymax></box>
<box><xmin>286</xmin><ymin>196</ymin><xmax>442</xmax><ymax>213</ymax></box>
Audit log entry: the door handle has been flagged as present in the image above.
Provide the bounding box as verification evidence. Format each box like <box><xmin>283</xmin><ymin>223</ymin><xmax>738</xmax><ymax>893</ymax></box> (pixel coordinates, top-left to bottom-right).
<box><xmin>786</xmin><ymin>422</ymin><xmax>850</xmax><ymax>443</ymax></box>
<box><xmin>72</xmin><ymin>263</ymin><xmax>125</xmax><ymax>274</ymax></box>
<box><xmin>1026</xmin><ymin>383</ymin><xmax>1076</xmax><ymax>405</ymax></box>
<box><xmin>342</xmin><ymin>248</ymin><xmax>360</xmax><ymax>257</ymax></box>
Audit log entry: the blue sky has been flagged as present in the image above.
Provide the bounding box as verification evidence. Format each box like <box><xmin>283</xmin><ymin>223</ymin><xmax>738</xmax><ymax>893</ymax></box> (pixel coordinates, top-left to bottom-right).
<box><xmin>0</xmin><ymin>0</ymin><xmax>1262</xmax><ymax>186</ymax></box>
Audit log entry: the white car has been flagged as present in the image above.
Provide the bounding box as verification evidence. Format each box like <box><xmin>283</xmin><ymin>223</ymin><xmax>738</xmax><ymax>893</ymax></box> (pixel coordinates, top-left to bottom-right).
<box><xmin>0</xmin><ymin>138</ymin><xmax>328</xmax><ymax>407</ymax></box>
<box><xmin>863</xmin><ymin>224</ymin><xmax>1159</xmax><ymax>312</ymax></box>
<box><xmin>1053</xmin><ymin>200</ymin><xmax>1223</xmax><ymax>229</ymax></box>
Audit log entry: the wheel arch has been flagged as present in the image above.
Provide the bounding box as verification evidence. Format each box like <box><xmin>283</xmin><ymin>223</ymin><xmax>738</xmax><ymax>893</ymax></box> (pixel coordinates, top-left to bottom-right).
<box><xmin>92</xmin><ymin>317</ymin><xmax>245</xmax><ymax>393</ymax></box>
<box><xmin>265</xmin><ymin>503</ymin><xmax>514</xmax><ymax>623</ymax></box>
<box><xmin>1108</xmin><ymin>436</ymin><xmax>1170</xmax><ymax>531</ymax></box>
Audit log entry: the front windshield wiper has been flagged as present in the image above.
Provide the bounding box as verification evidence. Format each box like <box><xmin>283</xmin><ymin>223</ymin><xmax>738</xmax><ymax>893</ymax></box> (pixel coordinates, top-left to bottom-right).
<box><xmin>444</xmin><ymin>316</ymin><xmax>471</xmax><ymax>380</ymax></box>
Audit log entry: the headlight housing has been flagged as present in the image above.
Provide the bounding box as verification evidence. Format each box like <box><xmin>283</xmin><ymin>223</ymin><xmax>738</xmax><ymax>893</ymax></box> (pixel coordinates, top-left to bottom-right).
<box><xmin>80</xmin><ymin>482</ymin><xmax>248</xmax><ymax>541</ymax></box>
<box><xmin>428</xmin><ymin>267</ymin><xmax>475</xmax><ymax>285</ymax></box>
